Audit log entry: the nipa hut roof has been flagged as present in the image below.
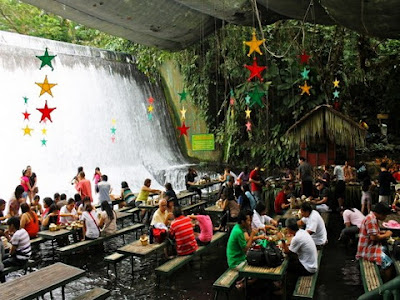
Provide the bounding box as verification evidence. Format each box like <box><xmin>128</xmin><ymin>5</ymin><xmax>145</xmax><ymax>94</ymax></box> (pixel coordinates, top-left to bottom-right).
<box><xmin>285</xmin><ymin>105</ymin><xmax>366</xmax><ymax>148</ymax></box>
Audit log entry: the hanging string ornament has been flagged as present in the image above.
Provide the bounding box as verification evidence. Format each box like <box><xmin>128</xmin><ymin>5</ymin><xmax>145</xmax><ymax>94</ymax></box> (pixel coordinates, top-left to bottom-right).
<box><xmin>36</xmin><ymin>100</ymin><xmax>56</xmax><ymax>122</ymax></box>
<box><xmin>244</xmin><ymin>57</ymin><xmax>267</xmax><ymax>82</ymax></box>
<box><xmin>299</xmin><ymin>82</ymin><xmax>312</xmax><ymax>96</ymax></box>
<box><xmin>22</xmin><ymin>125</ymin><xmax>33</xmax><ymax>136</ymax></box>
<box><xmin>245</xmin><ymin>121</ymin><xmax>252</xmax><ymax>131</ymax></box>
<box><xmin>180</xmin><ymin>106</ymin><xmax>187</xmax><ymax>120</ymax></box>
<box><xmin>248</xmin><ymin>85</ymin><xmax>265</xmax><ymax>108</ymax></box>
<box><xmin>298</xmin><ymin>50</ymin><xmax>311</xmax><ymax>65</ymax></box>
<box><xmin>178</xmin><ymin>89</ymin><xmax>187</xmax><ymax>102</ymax></box>
<box><xmin>147</xmin><ymin>97</ymin><xmax>154</xmax><ymax>121</ymax></box>
<box><xmin>243</xmin><ymin>30</ymin><xmax>265</xmax><ymax>57</ymax></box>
<box><xmin>332</xmin><ymin>77</ymin><xmax>340</xmax><ymax>110</ymax></box>
<box><xmin>36</xmin><ymin>48</ymin><xmax>56</xmax><ymax>71</ymax></box>
<box><xmin>22</xmin><ymin>110</ymin><xmax>31</xmax><ymax>121</ymax></box>
<box><xmin>35</xmin><ymin>75</ymin><xmax>57</xmax><ymax>97</ymax></box>
<box><xmin>177</xmin><ymin>121</ymin><xmax>190</xmax><ymax>137</ymax></box>
<box><xmin>229</xmin><ymin>89</ymin><xmax>235</xmax><ymax>106</ymax></box>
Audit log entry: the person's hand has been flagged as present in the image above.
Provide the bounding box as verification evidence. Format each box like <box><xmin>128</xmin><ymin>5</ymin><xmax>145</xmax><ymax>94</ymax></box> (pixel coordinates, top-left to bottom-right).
<box><xmin>250</xmin><ymin>228</ymin><xmax>259</xmax><ymax>236</ymax></box>
<box><xmin>271</xmin><ymin>219</ymin><xmax>278</xmax><ymax>227</ymax></box>
<box><xmin>276</xmin><ymin>232</ymin><xmax>284</xmax><ymax>240</ymax></box>
<box><xmin>386</xmin><ymin>230</ymin><xmax>393</xmax><ymax>238</ymax></box>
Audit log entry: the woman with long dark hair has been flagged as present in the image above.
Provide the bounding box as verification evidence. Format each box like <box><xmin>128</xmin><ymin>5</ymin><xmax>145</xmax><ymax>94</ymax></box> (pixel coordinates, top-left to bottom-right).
<box><xmin>8</xmin><ymin>185</ymin><xmax>26</xmax><ymax>217</ymax></box>
<box><xmin>81</xmin><ymin>203</ymin><xmax>100</xmax><ymax>240</ymax></box>
<box><xmin>41</xmin><ymin>203</ymin><xmax>59</xmax><ymax>230</ymax></box>
<box><xmin>20</xmin><ymin>203</ymin><xmax>39</xmax><ymax>238</ymax></box>
<box><xmin>98</xmin><ymin>201</ymin><xmax>117</xmax><ymax>236</ymax></box>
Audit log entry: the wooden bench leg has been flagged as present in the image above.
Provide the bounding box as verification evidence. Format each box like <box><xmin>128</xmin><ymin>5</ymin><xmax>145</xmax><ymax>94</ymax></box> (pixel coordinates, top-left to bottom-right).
<box><xmin>213</xmin><ymin>291</ymin><xmax>219</xmax><ymax>300</ymax></box>
<box><xmin>61</xmin><ymin>285</ymin><xmax>65</xmax><ymax>300</ymax></box>
<box><xmin>130</xmin><ymin>256</ymin><xmax>134</xmax><ymax>277</ymax></box>
<box><xmin>114</xmin><ymin>262</ymin><xmax>118</xmax><ymax>281</ymax></box>
<box><xmin>106</xmin><ymin>262</ymin><xmax>110</xmax><ymax>278</ymax></box>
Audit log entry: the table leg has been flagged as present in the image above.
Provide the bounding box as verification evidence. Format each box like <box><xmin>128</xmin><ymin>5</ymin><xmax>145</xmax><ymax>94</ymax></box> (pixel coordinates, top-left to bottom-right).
<box><xmin>52</xmin><ymin>240</ymin><xmax>55</xmax><ymax>261</ymax></box>
<box><xmin>244</xmin><ymin>277</ymin><xmax>248</xmax><ymax>299</ymax></box>
<box><xmin>61</xmin><ymin>285</ymin><xmax>65</xmax><ymax>300</ymax></box>
<box><xmin>282</xmin><ymin>274</ymin><xmax>287</xmax><ymax>300</ymax></box>
<box><xmin>130</xmin><ymin>256</ymin><xmax>134</xmax><ymax>277</ymax></box>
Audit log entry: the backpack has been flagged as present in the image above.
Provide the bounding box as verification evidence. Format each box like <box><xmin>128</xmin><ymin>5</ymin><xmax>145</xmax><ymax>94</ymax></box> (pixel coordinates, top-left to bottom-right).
<box><xmin>247</xmin><ymin>246</ymin><xmax>266</xmax><ymax>266</ymax></box>
<box><xmin>264</xmin><ymin>243</ymin><xmax>284</xmax><ymax>268</ymax></box>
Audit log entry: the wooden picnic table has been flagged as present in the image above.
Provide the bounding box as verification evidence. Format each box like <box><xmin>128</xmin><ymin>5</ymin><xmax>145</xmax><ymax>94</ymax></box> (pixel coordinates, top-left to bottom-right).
<box><xmin>282</xmin><ymin>209</ymin><xmax>300</xmax><ymax>220</ymax></box>
<box><xmin>239</xmin><ymin>259</ymin><xmax>289</xmax><ymax>299</ymax></box>
<box><xmin>38</xmin><ymin>229</ymin><xmax>72</xmax><ymax>239</ymax></box>
<box><xmin>205</xmin><ymin>205</ymin><xmax>224</xmax><ymax>214</ymax></box>
<box><xmin>0</xmin><ymin>262</ymin><xmax>85</xmax><ymax>300</ymax></box>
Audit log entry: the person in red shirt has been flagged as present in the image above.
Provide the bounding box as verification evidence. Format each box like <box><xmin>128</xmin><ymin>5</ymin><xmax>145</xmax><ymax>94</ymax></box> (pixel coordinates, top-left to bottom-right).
<box><xmin>249</xmin><ymin>166</ymin><xmax>263</xmax><ymax>202</ymax></box>
<box><xmin>75</xmin><ymin>171</ymin><xmax>93</xmax><ymax>202</ymax></box>
<box><xmin>274</xmin><ymin>186</ymin><xmax>291</xmax><ymax>215</ymax></box>
<box><xmin>169</xmin><ymin>207</ymin><xmax>198</xmax><ymax>256</ymax></box>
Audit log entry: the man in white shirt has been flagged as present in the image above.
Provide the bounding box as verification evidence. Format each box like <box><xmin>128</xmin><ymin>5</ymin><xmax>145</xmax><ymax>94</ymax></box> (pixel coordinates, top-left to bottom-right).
<box><xmin>151</xmin><ymin>199</ymin><xmax>172</xmax><ymax>226</ymax></box>
<box><xmin>339</xmin><ymin>207</ymin><xmax>365</xmax><ymax>244</ymax></box>
<box><xmin>298</xmin><ymin>202</ymin><xmax>327</xmax><ymax>248</ymax></box>
<box><xmin>59</xmin><ymin>198</ymin><xmax>78</xmax><ymax>224</ymax></box>
<box><xmin>279</xmin><ymin>218</ymin><xmax>318</xmax><ymax>276</ymax></box>
<box><xmin>251</xmin><ymin>202</ymin><xmax>277</xmax><ymax>231</ymax></box>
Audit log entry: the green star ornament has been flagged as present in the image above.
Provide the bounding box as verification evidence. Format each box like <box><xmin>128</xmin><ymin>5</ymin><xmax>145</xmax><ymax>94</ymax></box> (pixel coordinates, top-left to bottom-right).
<box><xmin>178</xmin><ymin>89</ymin><xmax>187</xmax><ymax>102</ymax></box>
<box><xmin>41</xmin><ymin>138</ymin><xmax>47</xmax><ymax>146</ymax></box>
<box><xmin>36</xmin><ymin>48</ymin><xmax>56</xmax><ymax>71</ymax></box>
<box><xmin>111</xmin><ymin>127</ymin><xmax>117</xmax><ymax>134</ymax></box>
<box><xmin>23</xmin><ymin>96</ymin><xmax>28</xmax><ymax>104</ymax></box>
<box><xmin>333</xmin><ymin>90</ymin><xmax>340</xmax><ymax>98</ymax></box>
<box><xmin>301</xmin><ymin>68</ymin><xmax>310</xmax><ymax>80</ymax></box>
<box><xmin>249</xmin><ymin>86</ymin><xmax>265</xmax><ymax>108</ymax></box>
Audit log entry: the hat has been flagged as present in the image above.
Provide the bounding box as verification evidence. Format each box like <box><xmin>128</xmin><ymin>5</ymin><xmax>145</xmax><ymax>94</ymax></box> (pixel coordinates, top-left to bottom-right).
<box><xmin>373</xmin><ymin>202</ymin><xmax>392</xmax><ymax>215</ymax></box>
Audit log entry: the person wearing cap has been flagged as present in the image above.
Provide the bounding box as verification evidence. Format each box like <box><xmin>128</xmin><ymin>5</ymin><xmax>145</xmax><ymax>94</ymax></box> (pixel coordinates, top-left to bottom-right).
<box><xmin>297</xmin><ymin>202</ymin><xmax>327</xmax><ymax>248</ymax></box>
<box><xmin>356</xmin><ymin>202</ymin><xmax>394</xmax><ymax>281</ymax></box>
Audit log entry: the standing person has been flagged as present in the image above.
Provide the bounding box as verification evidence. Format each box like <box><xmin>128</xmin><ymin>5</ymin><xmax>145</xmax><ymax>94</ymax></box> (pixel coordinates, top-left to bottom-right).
<box><xmin>297</xmin><ymin>202</ymin><xmax>327</xmax><ymax>248</ymax></box>
<box><xmin>356</xmin><ymin>202</ymin><xmax>394</xmax><ymax>281</ymax></box>
<box><xmin>20</xmin><ymin>169</ymin><xmax>32</xmax><ymax>201</ymax></box>
<box><xmin>236</xmin><ymin>166</ymin><xmax>250</xmax><ymax>186</ymax></box>
<box><xmin>164</xmin><ymin>183</ymin><xmax>178</xmax><ymax>207</ymax></box>
<box><xmin>378</xmin><ymin>162</ymin><xmax>396</xmax><ymax>204</ymax></box>
<box><xmin>93</xmin><ymin>167</ymin><xmax>102</xmax><ymax>193</ymax></box>
<box><xmin>333</xmin><ymin>160</ymin><xmax>346</xmax><ymax>210</ymax></box>
<box><xmin>98</xmin><ymin>201</ymin><xmax>117</xmax><ymax>237</ymax></box>
<box><xmin>318</xmin><ymin>165</ymin><xmax>331</xmax><ymax>187</ymax></box>
<box><xmin>249</xmin><ymin>165</ymin><xmax>263</xmax><ymax>202</ymax></box>
<box><xmin>81</xmin><ymin>203</ymin><xmax>100</xmax><ymax>240</ymax></box>
<box><xmin>71</xmin><ymin>166</ymin><xmax>84</xmax><ymax>185</ymax></box>
<box><xmin>189</xmin><ymin>214</ymin><xmax>213</xmax><ymax>246</ymax></box>
<box><xmin>169</xmin><ymin>207</ymin><xmax>198</xmax><ymax>256</ymax></box>
<box><xmin>361</xmin><ymin>174</ymin><xmax>373</xmax><ymax>215</ymax></box>
<box><xmin>297</xmin><ymin>157</ymin><xmax>313</xmax><ymax>197</ymax></box>
<box><xmin>26</xmin><ymin>165</ymin><xmax>38</xmax><ymax>203</ymax></box>
<box><xmin>19</xmin><ymin>203</ymin><xmax>39</xmax><ymax>238</ymax></box>
<box><xmin>75</xmin><ymin>171</ymin><xmax>93</xmax><ymax>202</ymax></box>
<box><xmin>59</xmin><ymin>198</ymin><xmax>78</xmax><ymax>224</ymax></box>
<box><xmin>185</xmin><ymin>168</ymin><xmax>202</xmax><ymax>199</ymax></box>
<box><xmin>8</xmin><ymin>185</ymin><xmax>26</xmax><ymax>218</ymax></box>
<box><xmin>97</xmin><ymin>175</ymin><xmax>111</xmax><ymax>205</ymax></box>
<box><xmin>344</xmin><ymin>161</ymin><xmax>355</xmax><ymax>182</ymax></box>
<box><xmin>339</xmin><ymin>207</ymin><xmax>365</xmax><ymax>244</ymax></box>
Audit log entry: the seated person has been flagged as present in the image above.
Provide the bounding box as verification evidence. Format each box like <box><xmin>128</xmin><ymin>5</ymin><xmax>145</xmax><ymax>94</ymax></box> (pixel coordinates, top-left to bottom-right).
<box><xmin>55</xmin><ymin>193</ymin><xmax>67</xmax><ymax>210</ymax></box>
<box><xmin>137</xmin><ymin>179</ymin><xmax>162</xmax><ymax>220</ymax></box>
<box><xmin>98</xmin><ymin>201</ymin><xmax>117</xmax><ymax>236</ymax></box>
<box><xmin>185</xmin><ymin>168</ymin><xmax>202</xmax><ymax>198</ymax></box>
<box><xmin>81</xmin><ymin>203</ymin><xmax>100</xmax><ymax>240</ymax></box>
<box><xmin>41</xmin><ymin>203</ymin><xmax>59</xmax><ymax>230</ymax></box>
<box><xmin>189</xmin><ymin>214</ymin><xmax>213</xmax><ymax>245</ymax></box>
<box><xmin>252</xmin><ymin>202</ymin><xmax>278</xmax><ymax>231</ymax></box>
<box><xmin>8</xmin><ymin>185</ymin><xmax>25</xmax><ymax>218</ymax></box>
<box><xmin>339</xmin><ymin>207</ymin><xmax>365</xmax><ymax>244</ymax></box>
<box><xmin>288</xmin><ymin>181</ymin><xmax>300</xmax><ymax>199</ymax></box>
<box><xmin>77</xmin><ymin>197</ymin><xmax>93</xmax><ymax>217</ymax></box>
<box><xmin>278</xmin><ymin>218</ymin><xmax>318</xmax><ymax>277</ymax></box>
<box><xmin>0</xmin><ymin>239</ymin><xmax>5</xmax><ymax>282</ymax></box>
<box><xmin>310</xmin><ymin>181</ymin><xmax>330</xmax><ymax>213</ymax></box>
<box><xmin>227</xmin><ymin>210</ymin><xmax>259</xmax><ymax>269</ymax></box>
<box><xmin>356</xmin><ymin>202</ymin><xmax>394</xmax><ymax>281</ymax></box>
<box><xmin>297</xmin><ymin>202</ymin><xmax>327</xmax><ymax>248</ymax></box>
<box><xmin>274</xmin><ymin>185</ymin><xmax>291</xmax><ymax>215</ymax></box>
<box><xmin>119</xmin><ymin>181</ymin><xmax>137</xmax><ymax>208</ymax></box>
<box><xmin>242</xmin><ymin>184</ymin><xmax>256</xmax><ymax>211</ymax></box>
<box><xmin>0</xmin><ymin>199</ymin><xmax>6</xmax><ymax>221</ymax></box>
<box><xmin>20</xmin><ymin>203</ymin><xmax>39</xmax><ymax>238</ymax></box>
<box><xmin>165</xmin><ymin>183</ymin><xmax>178</xmax><ymax>207</ymax></box>
<box><xmin>30</xmin><ymin>195</ymin><xmax>43</xmax><ymax>216</ymax></box>
<box><xmin>2</xmin><ymin>217</ymin><xmax>31</xmax><ymax>268</ymax></box>
<box><xmin>217</xmin><ymin>177</ymin><xmax>240</xmax><ymax>231</ymax></box>
<box><xmin>59</xmin><ymin>198</ymin><xmax>78</xmax><ymax>224</ymax></box>
<box><xmin>169</xmin><ymin>207</ymin><xmax>198</xmax><ymax>256</ymax></box>
<box><xmin>150</xmin><ymin>199</ymin><xmax>172</xmax><ymax>226</ymax></box>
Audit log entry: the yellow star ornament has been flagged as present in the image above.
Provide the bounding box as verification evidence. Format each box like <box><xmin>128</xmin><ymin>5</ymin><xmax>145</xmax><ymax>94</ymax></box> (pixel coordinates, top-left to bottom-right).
<box><xmin>245</xmin><ymin>107</ymin><xmax>252</xmax><ymax>119</ymax></box>
<box><xmin>333</xmin><ymin>78</ymin><xmax>340</xmax><ymax>88</ymax></box>
<box><xmin>22</xmin><ymin>125</ymin><xmax>33</xmax><ymax>136</ymax></box>
<box><xmin>111</xmin><ymin>119</ymin><xmax>116</xmax><ymax>125</ymax></box>
<box><xmin>243</xmin><ymin>30</ymin><xmax>265</xmax><ymax>57</ymax></box>
<box><xmin>180</xmin><ymin>106</ymin><xmax>187</xmax><ymax>120</ymax></box>
<box><xmin>299</xmin><ymin>81</ymin><xmax>312</xmax><ymax>96</ymax></box>
<box><xmin>35</xmin><ymin>75</ymin><xmax>57</xmax><ymax>97</ymax></box>
<box><xmin>41</xmin><ymin>128</ymin><xmax>47</xmax><ymax>135</ymax></box>
<box><xmin>147</xmin><ymin>105</ymin><xmax>153</xmax><ymax>113</ymax></box>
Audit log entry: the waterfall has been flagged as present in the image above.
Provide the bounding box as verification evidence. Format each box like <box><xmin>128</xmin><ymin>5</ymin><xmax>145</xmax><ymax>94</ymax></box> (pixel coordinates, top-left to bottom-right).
<box><xmin>0</xmin><ymin>30</ymin><xmax>191</xmax><ymax>202</ymax></box>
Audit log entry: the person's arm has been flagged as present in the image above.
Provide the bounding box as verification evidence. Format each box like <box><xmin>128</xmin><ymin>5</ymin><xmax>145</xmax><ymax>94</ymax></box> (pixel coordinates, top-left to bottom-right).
<box><xmin>142</xmin><ymin>186</ymin><xmax>161</xmax><ymax>194</ymax></box>
<box><xmin>344</xmin><ymin>222</ymin><xmax>351</xmax><ymax>228</ymax></box>
<box><xmin>370</xmin><ymin>230</ymin><xmax>392</xmax><ymax>241</ymax></box>
<box><xmin>20</xmin><ymin>214</ymin><xmax>28</xmax><ymax>229</ymax></box>
<box><xmin>244</xmin><ymin>229</ymin><xmax>258</xmax><ymax>252</ymax></box>
<box><xmin>221</xmin><ymin>199</ymin><xmax>229</xmax><ymax>211</ymax></box>
<box><xmin>98</xmin><ymin>214</ymin><xmax>105</xmax><ymax>228</ymax></box>
<box><xmin>9</xmin><ymin>244</ymin><xmax>16</xmax><ymax>256</ymax></box>
<box><xmin>313</xmin><ymin>196</ymin><xmax>328</xmax><ymax>205</ymax></box>
<box><xmin>42</xmin><ymin>212</ymin><xmax>56</xmax><ymax>227</ymax></box>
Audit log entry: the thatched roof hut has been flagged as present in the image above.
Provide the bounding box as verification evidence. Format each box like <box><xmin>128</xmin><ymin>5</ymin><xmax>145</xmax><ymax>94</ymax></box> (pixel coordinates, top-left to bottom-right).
<box><xmin>286</xmin><ymin>104</ymin><xmax>366</xmax><ymax>148</ymax></box>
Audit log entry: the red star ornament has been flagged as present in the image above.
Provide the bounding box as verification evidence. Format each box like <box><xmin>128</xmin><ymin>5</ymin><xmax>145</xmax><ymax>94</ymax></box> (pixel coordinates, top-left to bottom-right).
<box><xmin>22</xmin><ymin>110</ymin><xmax>31</xmax><ymax>120</ymax></box>
<box><xmin>36</xmin><ymin>100</ymin><xmax>56</xmax><ymax>123</ymax></box>
<box><xmin>298</xmin><ymin>51</ymin><xmax>310</xmax><ymax>65</ymax></box>
<box><xmin>148</xmin><ymin>97</ymin><xmax>154</xmax><ymax>104</ymax></box>
<box><xmin>244</xmin><ymin>57</ymin><xmax>267</xmax><ymax>82</ymax></box>
<box><xmin>177</xmin><ymin>121</ymin><xmax>190</xmax><ymax>137</ymax></box>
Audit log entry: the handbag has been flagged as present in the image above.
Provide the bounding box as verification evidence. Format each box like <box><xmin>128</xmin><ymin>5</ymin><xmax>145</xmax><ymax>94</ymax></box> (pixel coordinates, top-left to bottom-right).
<box><xmin>264</xmin><ymin>243</ymin><xmax>284</xmax><ymax>268</ymax></box>
<box><xmin>246</xmin><ymin>245</ymin><xmax>266</xmax><ymax>266</ymax></box>
<box><xmin>152</xmin><ymin>228</ymin><xmax>167</xmax><ymax>243</ymax></box>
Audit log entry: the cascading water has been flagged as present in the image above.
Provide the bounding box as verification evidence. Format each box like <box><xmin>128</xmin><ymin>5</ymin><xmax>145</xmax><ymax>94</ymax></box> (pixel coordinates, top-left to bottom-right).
<box><xmin>0</xmin><ymin>30</ymin><xmax>192</xmax><ymax>202</ymax></box>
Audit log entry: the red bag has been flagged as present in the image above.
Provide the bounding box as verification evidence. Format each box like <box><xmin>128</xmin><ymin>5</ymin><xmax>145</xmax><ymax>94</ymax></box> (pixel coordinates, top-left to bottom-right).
<box><xmin>152</xmin><ymin>228</ymin><xmax>167</xmax><ymax>243</ymax></box>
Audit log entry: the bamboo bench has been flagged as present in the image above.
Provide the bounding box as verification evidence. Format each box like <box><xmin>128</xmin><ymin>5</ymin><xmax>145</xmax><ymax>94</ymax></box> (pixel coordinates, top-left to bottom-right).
<box><xmin>30</xmin><ymin>236</ymin><xmax>45</xmax><ymax>246</ymax></box>
<box><xmin>177</xmin><ymin>191</ymin><xmax>198</xmax><ymax>205</ymax></box>
<box><xmin>182</xmin><ymin>200</ymin><xmax>208</xmax><ymax>214</ymax></box>
<box><xmin>57</xmin><ymin>223</ymin><xmax>144</xmax><ymax>257</ymax></box>
<box><xmin>126</xmin><ymin>207</ymin><xmax>140</xmax><ymax>222</ymax></box>
<box><xmin>104</xmin><ymin>252</ymin><xmax>127</xmax><ymax>280</ymax></box>
<box><xmin>292</xmin><ymin>250</ymin><xmax>323</xmax><ymax>299</ymax></box>
<box><xmin>212</xmin><ymin>268</ymin><xmax>239</xmax><ymax>300</ymax></box>
<box><xmin>155</xmin><ymin>232</ymin><xmax>227</xmax><ymax>285</ymax></box>
<box><xmin>2</xmin><ymin>259</ymin><xmax>36</xmax><ymax>277</ymax></box>
<box><xmin>320</xmin><ymin>212</ymin><xmax>329</xmax><ymax>226</ymax></box>
<box><xmin>359</xmin><ymin>259</ymin><xmax>383</xmax><ymax>293</ymax></box>
<box><xmin>74</xmin><ymin>287</ymin><xmax>110</xmax><ymax>300</ymax></box>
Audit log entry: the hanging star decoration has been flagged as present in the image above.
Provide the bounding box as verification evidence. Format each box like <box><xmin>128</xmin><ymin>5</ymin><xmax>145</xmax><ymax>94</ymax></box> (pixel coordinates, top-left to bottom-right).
<box><xmin>243</xmin><ymin>30</ymin><xmax>265</xmax><ymax>57</ymax></box>
<box><xmin>111</xmin><ymin>119</ymin><xmax>116</xmax><ymax>125</ymax></box>
<box><xmin>249</xmin><ymin>85</ymin><xmax>265</xmax><ymax>107</ymax></box>
<box><xmin>298</xmin><ymin>51</ymin><xmax>311</xmax><ymax>65</ymax></box>
<box><xmin>246</xmin><ymin>121</ymin><xmax>252</xmax><ymax>131</ymax></box>
<box><xmin>300</xmin><ymin>68</ymin><xmax>310</xmax><ymax>80</ymax></box>
<box><xmin>148</xmin><ymin>97</ymin><xmax>154</xmax><ymax>104</ymax></box>
<box><xmin>333</xmin><ymin>90</ymin><xmax>340</xmax><ymax>98</ymax></box>
<box><xmin>35</xmin><ymin>75</ymin><xmax>57</xmax><ymax>97</ymax></box>
<box><xmin>22</xmin><ymin>125</ymin><xmax>33</xmax><ymax>136</ymax></box>
<box><xmin>230</xmin><ymin>108</ymin><xmax>235</xmax><ymax>119</ymax></box>
<box><xmin>111</xmin><ymin>136</ymin><xmax>116</xmax><ymax>143</ymax></box>
<box><xmin>36</xmin><ymin>100</ymin><xmax>56</xmax><ymax>123</ymax></box>
<box><xmin>245</xmin><ymin>95</ymin><xmax>251</xmax><ymax>105</ymax></box>
<box><xmin>111</xmin><ymin>127</ymin><xmax>117</xmax><ymax>134</ymax></box>
<box><xmin>245</xmin><ymin>107</ymin><xmax>252</xmax><ymax>119</ymax></box>
<box><xmin>41</xmin><ymin>128</ymin><xmax>47</xmax><ymax>135</ymax></box>
<box><xmin>36</xmin><ymin>48</ymin><xmax>56</xmax><ymax>71</ymax></box>
<box><xmin>299</xmin><ymin>81</ymin><xmax>312</xmax><ymax>96</ymax></box>
<box><xmin>41</xmin><ymin>138</ymin><xmax>47</xmax><ymax>146</ymax></box>
<box><xmin>178</xmin><ymin>89</ymin><xmax>187</xmax><ymax>102</ymax></box>
<box><xmin>180</xmin><ymin>106</ymin><xmax>187</xmax><ymax>120</ymax></box>
<box><xmin>22</xmin><ymin>110</ymin><xmax>31</xmax><ymax>121</ymax></box>
<box><xmin>177</xmin><ymin>121</ymin><xmax>190</xmax><ymax>137</ymax></box>
<box><xmin>333</xmin><ymin>78</ymin><xmax>340</xmax><ymax>88</ymax></box>
<box><xmin>244</xmin><ymin>57</ymin><xmax>267</xmax><ymax>82</ymax></box>
<box><xmin>229</xmin><ymin>89</ymin><xmax>235</xmax><ymax>105</ymax></box>
<box><xmin>147</xmin><ymin>105</ymin><xmax>154</xmax><ymax>113</ymax></box>
<box><xmin>23</xmin><ymin>96</ymin><xmax>29</xmax><ymax>104</ymax></box>
<box><xmin>147</xmin><ymin>113</ymin><xmax>153</xmax><ymax>121</ymax></box>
